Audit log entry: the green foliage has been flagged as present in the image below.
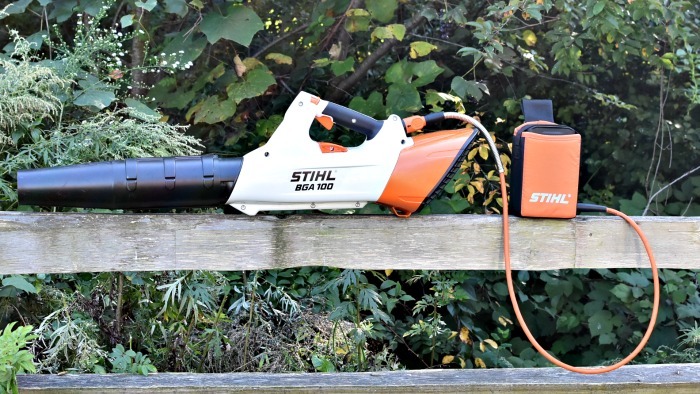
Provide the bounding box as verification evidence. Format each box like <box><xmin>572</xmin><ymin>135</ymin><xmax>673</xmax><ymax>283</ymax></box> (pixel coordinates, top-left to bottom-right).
<box><xmin>109</xmin><ymin>344</ymin><xmax>156</xmax><ymax>375</ymax></box>
<box><xmin>0</xmin><ymin>323</ymin><xmax>36</xmax><ymax>394</ymax></box>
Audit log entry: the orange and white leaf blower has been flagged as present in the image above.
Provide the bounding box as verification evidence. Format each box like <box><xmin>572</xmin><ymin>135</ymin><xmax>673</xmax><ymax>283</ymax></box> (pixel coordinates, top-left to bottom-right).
<box><xmin>18</xmin><ymin>91</ymin><xmax>477</xmax><ymax>217</ymax></box>
<box><xmin>17</xmin><ymin>91</ymin><xmax>659</xmax><ymax>374</ymax></box>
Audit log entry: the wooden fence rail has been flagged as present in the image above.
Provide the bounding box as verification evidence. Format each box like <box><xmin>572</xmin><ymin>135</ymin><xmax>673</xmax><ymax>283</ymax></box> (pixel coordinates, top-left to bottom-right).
<box><xmin>1</xmin><ymin>211</ymin><xmax>699</xmax><ymax>393</ymax></box>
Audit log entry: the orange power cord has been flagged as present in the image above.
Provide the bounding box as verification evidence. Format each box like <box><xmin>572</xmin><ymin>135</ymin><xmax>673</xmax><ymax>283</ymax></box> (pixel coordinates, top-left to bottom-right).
<box><xmin>498</xmin><ymin>172</ymin><xmax>660</xmax><ymax>374</ymax></box>
<box><xmin>417</xmin><ymin>112</ymin><xmax>660</xmax><ymax>373</ymax></box>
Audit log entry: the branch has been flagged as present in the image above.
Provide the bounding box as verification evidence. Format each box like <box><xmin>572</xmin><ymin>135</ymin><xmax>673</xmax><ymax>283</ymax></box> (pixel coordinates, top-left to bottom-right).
<box><xmin>326</xmin><ymin>14</ymin><xmax>427</xmax><ymax>103</ymax></box>
<box><xmin>251</xmin><ymin>23</ymin><xmax>310</xmax><ymax>59</ymax></box>
<box><xmin>642</xmin><ymin>164</ymin><xmax>700</xmax><ymax>216</ymax></box>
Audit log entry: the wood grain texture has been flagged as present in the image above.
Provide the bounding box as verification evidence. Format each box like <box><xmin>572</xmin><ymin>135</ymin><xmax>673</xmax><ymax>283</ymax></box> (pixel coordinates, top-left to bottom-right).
<box><xmin>0</xmin><ymin>212</ymin><xmax>697</xmax><ymax>274</ymax></box>
<box><xmin>16</xmin><ymin>363</ymin><xmax>700</xmax><ymax>393</ymax></box>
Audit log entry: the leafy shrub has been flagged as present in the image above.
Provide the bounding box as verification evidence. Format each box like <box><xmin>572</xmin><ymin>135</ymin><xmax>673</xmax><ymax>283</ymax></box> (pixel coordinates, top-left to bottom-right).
<box><xmin>0</xmin><ymin>323</ymin><xmax>36</xmax><ymax>394</ymax></box>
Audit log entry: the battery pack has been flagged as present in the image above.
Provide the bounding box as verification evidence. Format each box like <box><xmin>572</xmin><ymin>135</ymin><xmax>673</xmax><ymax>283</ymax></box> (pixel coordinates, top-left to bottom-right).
<box><xmin>510</xmin><ymin>100</ymin><xmax>581</xmax><ymax>218</ymax></box>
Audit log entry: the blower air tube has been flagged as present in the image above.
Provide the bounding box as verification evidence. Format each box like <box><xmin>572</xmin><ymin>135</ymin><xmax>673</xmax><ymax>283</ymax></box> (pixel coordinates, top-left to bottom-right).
<box><xmin>17</xmin><ymin>155</ymin><xmax>242</xmax><ymax>209</ymax></box>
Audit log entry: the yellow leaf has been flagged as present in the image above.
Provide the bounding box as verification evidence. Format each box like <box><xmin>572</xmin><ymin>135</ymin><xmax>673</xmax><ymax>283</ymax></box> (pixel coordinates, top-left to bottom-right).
<box><xmin>265</xmin><ymin>53</ymin><xmax>293</xmax><ymax>65</ymax></box>
<box><xmin>335</xmin><ymin>345</ymin><xmax>349</xmax><ymax>356</ymax></box>
<box><xmin>466</xmin><ymin>185</ymin><xmax>475</xmax><ymax>204</ymax></box>
<box><xmin>448</xmin><ymin>331</ymin><xmax>458</xmax><ymax>340</ymax></box>
<box><xmin>522</xmin><ymin>30</ymin><xmax>537</xmax><ymax>47</ymax></box>
<box><xmin>467</xmin><ymin>147</ymin><xmax>478</xmax><ymax>160</ymax></box>
<box><xmin>459</xmin><ymin>327</ymin><xmax>471</xmax><ymax>344</ymax></box>
<box><xmin>479</xmin><ymin>144</ymin><xmax>489</xmax><ymax>160</ymax></box>
<box><xmin>498</xmin><ymin>316</ymin><xmax>513</xmax><ymax>326</ymax></box>
<box><xmin>329</xmin><ymin>43</ymin><xmax>342</xmax><ymax>60</ymax></box>
<box><xmin>385</xmin><ymin>269</ymin><xmax>393</xmax><ymax>277</ymax></box>
<box><xmin>459</xmin><ymin>357</ymin><xmax>466</xmax><ymax>368</ymax></box>
<box><xmin>472</xmin><ymin>162</ymin><xmax>481</xmax><ymax>173</ymax></box>
<box><xmin>470</xmin><ymin>180</ymin><xmax>485</xmax><ymax>194</ymax></box>
<box><xmin>483</xmin><ymin>339</ymin><xmax>498</xmax><ymax>349</ymax></box>
<box><xmin>409</xmin><ymin>41</ymin><xmax>438</xmax><ymax>59</ymax></box>
<box><xmin>474</xmin><ymin>357</ymin><xmax>486</xmax><ymax>368</ymax></box>
<box><xmin>442</xmin><ymin>355</ymin><xmax>455</xmax><ymax>364</ymax></box>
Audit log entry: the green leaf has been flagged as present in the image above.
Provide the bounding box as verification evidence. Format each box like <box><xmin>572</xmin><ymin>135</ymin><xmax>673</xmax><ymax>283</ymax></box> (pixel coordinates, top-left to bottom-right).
<box><xmin>226</xmin><ymin>66</ymin><xmax>276</xmax><ymax>104</ymax></box>
<box><xmin>74</xmin><ymin>89</ymin><xmax>115</xmax><ymax>110</ymax></box>
<box><xmin>619</xmin><ymin>191</ymin><xmax>647</xmax><ymax>215</ymax></box>
<box><xmin>385</xmin><ymin>61</ymin><xmax>412</xmax><ymax>84</ymax></box>
<box><xmin>2</xmin><ymin>276</ymin><xmax>37</xmax><ymax>294</ymax></box>
<box><xmin>588</xmin><ymin>309</ymin><xmax>613</xmax><ymax>337</ymax></box>
<box><xmin>190</xmin><ymin>96</ymin><xmax>237</xmax><ymax>124</ymax></box>
<box><xmin>451</xmin><ymin>76</ymin><xmax>486</xmax><ymax>101</ymax></box>
<box><xmin>331</xmin><ymin>58</ymin><xmax>354</xmax><ymax>76</ymax></box>
<box><xmin>164</xmin><ymin>0</ymin><xmax>188</xmax><ymax>17</ymax></box>
<box><xmin>591</xmin><ymin>1</ymin><xmax>606</xmax><ymax>17</ymax></box>
<box><xmin>345</xmin><ymin>8</ymin><xmax>371</xmax><ymax>32</ymax></box>
<box><xmin>135</xmin><ymin>0</ymin><xmax>157</xmax><ymax>11</ymax></box>
<box><xmin>349</xmin><ymin>91</ymin><xmax>385</xmax><ymax>119</ymax></box>
<box><xmin>120</xmin><ymin>15</ymin><xmax>134</xmax><ymax>28</ymax></box>
<box><xmin>371</xmin><ymin>24</ymin><xmax>406</xmax><ymax>42</ymax></box>
<box><xmin>124</xmin><ymin>98</ymin><xmax>160</xmax><ymax>119</ymax></box>
<box><xmin>366</xmin><ymin>0</ymin><xmax>398</xmax><ymax>23</ymax></box>
<box><xmin>160</xmin><ymin>31</ymin><xmax>208</xmax><ymax>67</ymax></box>
<box><xmin>411</xmin><ymin>60</ymin><xmax>444</xmax><ymax>87</ymax></box>
<box><xmin>200</xmin><ymin>5</ymin><xmax>264</xmax><ymax>46</ymax></box>
<box><xmin>610</xmin><ymin>283</ymin><xmax>632</xmax><ymax>302</ymax></box>
<box><xmin>311</xmin><ymin>355</ymin><xmax>336</xmax><ymax>372</ymax></box>
<box><xmin>409</xmin><ymin>41</ymin><xmax>438</xmax><ymax>59</ymax></box>
<box><xmin>386</xmin><ymin>83</ymin><xmax>421</xmax><ymax>115</ymax></box>
<box><xmin>1</xmin><ymin>0</ymin><xmax>33</xmax><ymax>18</ymax></box>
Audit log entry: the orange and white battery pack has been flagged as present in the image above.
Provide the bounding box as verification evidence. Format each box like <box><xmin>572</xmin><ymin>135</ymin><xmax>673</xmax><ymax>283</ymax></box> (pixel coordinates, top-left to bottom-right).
<box><xmin>509</xmin><ymin>100</ymin><xmax>581</xmax><ymax>218</ymax></box>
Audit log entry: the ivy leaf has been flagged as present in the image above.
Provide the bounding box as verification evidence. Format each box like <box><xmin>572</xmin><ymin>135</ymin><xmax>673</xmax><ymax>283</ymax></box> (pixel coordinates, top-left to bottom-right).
<box><xmin>349</xmin><ymin>91</ymin><xmax>385</xmax><ymax>119</ymax></box>
<box><xmin>226</xmin><ymin>66</ymin><xmax>276</xmax><ymax>104</ymax></box>
<box><xmin>161</xmin><ymin>32</ymin><xmax>208</xmax><ymax>67</ymax></box>
<box><xmin>120</xmin><ymin>15</ymin><xmax>134</xmax><ymax>28</ymax></box>
<box><xmin>164</xmin><ymin>0</ymin><xmax>189</xmax><ymax>17</ymax></box>
<box><xmin>311</xmin><ymin>355</ymin><xmax>336</xmax><ymax>372</ymax></box>
<box><xmin>345</xmin><ymin>9</ymin><xmax>371</xmax><ymax>32</ymax></box>
<box><xmin>366</xmin><ymin>0</ymin><xmax>397</xmax><ymax>23</ymax></box>
<box><xmin>412</xmin><ymin>60</ymin><xmax>444</xmax><ymax>87</ymax></box>
<box><xmin>2</xmin><ymin>276</ymin><xmax>37</xmax><ymax>294</ymax></box>
<box><xmin>125</xmin><ymin>98</ymin><xmax>160</xmax><ymax>119</ymax></box>
<box><xmin>452</xmin><ymin>76</ymin><xmax>480</xmax><ymax>101</ymax></box>
<box><xmin>200</xmin><ymin>5</ymin><xmax>263</xmax><ymax>46</ymax></box>
<box><xmin>588</xmin><ymin>310</ymin><xmax>613</xmax><ymax>337</ymax></box>
<box><xmin>386</xmin><ymin>83</ymin><xmax>421</xmax><ymax>115</ymax></box>
<box><xmin>188</xmin><ymin>96</ymin><xmax>237</xmax><ymax>124</ymax></box>
<box><xmin>265</xmin><ymin>53</ymin><xmax>293</xmax><ymax>65</ymax></box>
<box><xmin>1</xmin><ymin>0</ymin><xmax>33</xmax><ymax>18</ymax></box>
<box><xmin>135</xmin><ymin>0</ymin><xmax>157</xmax><ymax>11</ymax></box>
<box><xmin>74</xmin><ymin>88</ymin><xmax>115</xmax><ymax>110</ymax></box>
<box><xmin>610</xmin><ymin>283</ymin><xmax>632</xmax><ymax>302</ymax></box>
<box><xmin>371</xmin><ymin>24</ymin><xmax>406</xmax><ymax>42</ymax></box>
<box><xmin>409</xmin><ymin>41</ymin><xmax>438</xmax><ymax>59</ymax></box>
<box><xmin>331</xmin><ymin>58</ymin><xmax>354</xmax><ymax>76</ymax></box>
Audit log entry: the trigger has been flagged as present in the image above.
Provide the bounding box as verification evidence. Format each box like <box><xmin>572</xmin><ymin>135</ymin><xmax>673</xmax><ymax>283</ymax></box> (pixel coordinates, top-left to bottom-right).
<box><xmin>315</xmin><ymin>115</ymin><xmax>334</xmax><ymax>130</ymax></box>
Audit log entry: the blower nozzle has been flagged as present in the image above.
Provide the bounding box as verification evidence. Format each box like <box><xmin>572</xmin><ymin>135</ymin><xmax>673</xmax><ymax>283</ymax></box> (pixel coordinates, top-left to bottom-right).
<box><xmin>17</xmin><ymin>156</ymin><xmax>242</xmax><ymax>209</ymax></box>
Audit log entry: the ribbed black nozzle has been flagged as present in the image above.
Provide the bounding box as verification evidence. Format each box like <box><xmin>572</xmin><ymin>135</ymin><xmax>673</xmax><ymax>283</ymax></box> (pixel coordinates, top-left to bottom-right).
<box><xmin>17</xmin><ymin>156</ymin><xmax>242</xmax><ymax>209</ymax></box>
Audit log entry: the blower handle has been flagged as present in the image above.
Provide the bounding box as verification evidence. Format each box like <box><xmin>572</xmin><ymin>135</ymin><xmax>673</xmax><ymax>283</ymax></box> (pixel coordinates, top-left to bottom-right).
<box><xmin>322</xmin><ymin>102</ymin><xmax>384</xmax><ymax>140</ymax></box>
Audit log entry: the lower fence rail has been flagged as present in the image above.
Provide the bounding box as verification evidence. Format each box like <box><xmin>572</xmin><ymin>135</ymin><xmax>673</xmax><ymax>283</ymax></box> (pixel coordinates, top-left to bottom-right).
<box><xmin>17</xmin><ymin>363</ymin><xmax>700</xmax><ymax>393</ymax></box>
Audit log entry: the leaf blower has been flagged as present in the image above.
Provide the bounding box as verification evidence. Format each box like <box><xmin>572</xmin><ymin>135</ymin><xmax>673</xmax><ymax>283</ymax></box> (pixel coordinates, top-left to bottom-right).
<box><xmin>16</xmin><ymin>91</ymin><xmax>658</xmax><ymax>374</ymax></box>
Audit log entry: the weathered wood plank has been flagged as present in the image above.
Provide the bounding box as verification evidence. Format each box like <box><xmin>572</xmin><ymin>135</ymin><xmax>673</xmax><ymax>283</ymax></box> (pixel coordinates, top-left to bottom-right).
<box><xmin>16</xmin><ymin>363</ymin><xmax>700</xmax><ymax>393</ymax></box>
<box><xmin>0</xmin><ymin>212</ymin><xmax>697</xmax><ymax>274</ymax></box>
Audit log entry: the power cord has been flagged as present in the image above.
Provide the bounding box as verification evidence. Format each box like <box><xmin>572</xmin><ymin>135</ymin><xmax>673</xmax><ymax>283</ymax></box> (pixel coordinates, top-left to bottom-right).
<box><xmin>419</xmin><ymin>112</ymin><xmax>660</xmax><ymax>374</ymax></box>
